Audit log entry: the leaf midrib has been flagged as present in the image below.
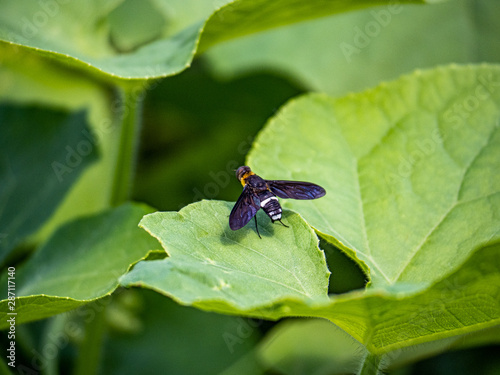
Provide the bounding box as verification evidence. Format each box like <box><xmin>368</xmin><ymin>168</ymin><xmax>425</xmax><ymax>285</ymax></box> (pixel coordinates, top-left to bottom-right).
<box><xmin>390</xmin><ymin>122</ymin><xmax>498</xmax><ymax>283</ymax></box>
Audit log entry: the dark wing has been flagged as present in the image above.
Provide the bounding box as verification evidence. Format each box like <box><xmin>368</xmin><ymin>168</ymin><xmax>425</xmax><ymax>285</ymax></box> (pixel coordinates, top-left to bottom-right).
<box><xmin>267</xmin><ymin>180</ymin><xmax>326</xmax><ymax>200</ymax></box>
<box><xmin>229</xmin><ymin>187</ymin><xmax>261</xmax><ymax>230</ymax></box>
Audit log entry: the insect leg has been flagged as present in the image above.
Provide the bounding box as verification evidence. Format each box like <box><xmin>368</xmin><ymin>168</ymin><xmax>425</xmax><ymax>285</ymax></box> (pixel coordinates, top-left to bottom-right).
<box><xmin>277</xmin><ymin>219</ymin><xmax>289</xmax><ymax>228</ymax></box>
<box><xmin>254</xmin><ymin>215</ymin><xmax>262</xmax><ymax>239</ymax></box>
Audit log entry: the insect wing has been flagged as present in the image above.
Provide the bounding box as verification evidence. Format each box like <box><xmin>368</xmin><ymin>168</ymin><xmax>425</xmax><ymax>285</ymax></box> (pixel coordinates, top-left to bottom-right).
<box><xmin>267</xmin><ymin>180</ymin><xmax>326</xmax><ymax>200</ymax></box>
<box><xmin>229</xmin><ymin>187</ymin><xmax>261</xmax><ymax>230</ymax></box>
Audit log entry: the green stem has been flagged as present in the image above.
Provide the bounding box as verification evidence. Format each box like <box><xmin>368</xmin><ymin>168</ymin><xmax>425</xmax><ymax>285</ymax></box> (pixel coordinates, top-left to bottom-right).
<box><xmin>41</xmin><ymin>315</ymin><xmax>68</xmax><ymax>375</ymax></box>
<box><xmin>0</xmin><ymin>357</ymin><xmax>11</xmax><ymax>374</ymax></box>
<box><xmin>358</xmin><ymin>351</ymin><xmax>383</xmax><ymax>375</ymax></box>
<box><xmin>110</xmin><ymin>85</ymin><xmax>145</xmax><ymax>207</ymax></box>
<box><xmin>74</xmin><ymin>304</ymin><xmax>108</xmax><ymax>375</ymax></box>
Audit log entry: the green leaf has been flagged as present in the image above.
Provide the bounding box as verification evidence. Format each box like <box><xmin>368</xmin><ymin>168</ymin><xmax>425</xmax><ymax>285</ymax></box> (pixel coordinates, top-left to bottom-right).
<box><xmin>324</xmin><ymin>241</ymin><xmax>500</xmax><ymax>354</ymax></box>
<box><xmin>122</xmin><ymin>224</ymin><xmax>500</xmax><ymax>356</ymax></box>
<box><xmin>107</xmin><ymin>0</ymin><xmax>166</xmax><ymax>53</ymax></box>
<box><xmin>0</xmin><ymin>0</ymin><xmax>434</xmax><ymax>80</ymax></box>
<box><xmin>248</xmin><ymin>64</ymin><xmax>500</xmax><ymax>288</ymax></box>
<box><xmin>0</xmin><ymin>203</ymin><xmax>159</xmax><ymax>328</ymax></box>
<box><xmin>206</xmin><ymin>0</ymin><xmax>500</xmax><ymax>96</ymax></box>
<box><xmin>120</xmin><ymin>64</ymin><xmax>500</xmax><ymax>361</ymax></box>
<box><xmin>0</xmin><ymin>104</ymin><xmax>97</xmax><ymax>264</ymax></box>
<box><xmin>0</xmin><ymin>44</ymin><xmax>119</xmax><ymax>243</ymax></box>
<box><xmin>120</xmin><ymin>200</ymin><xmax>330</xmax><ymax>311</ymax></box>
<box><xmin>257</xmin><ymin>319</ymin><xmax>365</xmax><ymax>374</ymax></box>
<box><xmin>197</xmin><ymin>0</ymin><xmax>436</xmax><ymax>53</ymax></box>
<box><xmin>257</xmin><ymin>319</ymin><xmax>500</xmax><ymax>374</ymax></box>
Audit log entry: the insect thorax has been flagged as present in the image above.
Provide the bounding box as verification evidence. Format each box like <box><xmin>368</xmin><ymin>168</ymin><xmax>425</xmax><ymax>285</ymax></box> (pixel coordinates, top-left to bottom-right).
<box><xmin>245</xmin><ymin>174</ymin><xmax>267</xmax><ymax>190</ymax></box>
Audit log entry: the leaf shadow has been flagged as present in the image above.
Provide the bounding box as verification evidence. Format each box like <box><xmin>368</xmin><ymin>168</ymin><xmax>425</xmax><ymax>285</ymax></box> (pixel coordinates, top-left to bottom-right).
<box><xmin>219</xmin><ymin>212</ymin><xmax>276</xmax><ymax>245</ymax></box>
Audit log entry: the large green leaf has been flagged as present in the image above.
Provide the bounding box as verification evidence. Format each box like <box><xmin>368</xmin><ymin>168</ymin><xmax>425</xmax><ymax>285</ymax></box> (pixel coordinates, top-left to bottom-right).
<box><xmin>120</xmin><ymin>64</ymin><xmax>500</xmax><ymax>361</ymax></box>
<box><xmin>122</xmin><ymin>234</ymin><xmax>500</xmax><ymax>355</ymax></box>
<box><xmin>248</xmin><ymin>64</ymin><xmax>500</xmax><ymax>287</ymax></box>
<box><xmin>122</xmin><ymin>201</ymin><xmax>330</xmax><ymax>311</ymax></box>
<box><xmin>0</xmin><ymin>44</ymin><xmax>119</xmax><ymax>244</ymax></box>
<box><xmin>257</xmin><ymin>319</ymin><xmax>366</xmax><ymax>374</ymax></box>
<box><xmin>206</xmin><ymin>0</ymin><xmax>500</xmax><ymax>96</ymax></box>
<box><xmin>0</xmin><ymin>0</ymin><xmax>433</xmax><ymax>80</ymax></box>
<box><xmin>257</xmin><ymin>318</ymin><xmax>500</xmax><ymax>374</ymax></box>
<box><xmin>0</xmin><ymin>104</ymin><xmax>97</xmax><ymax>264</ymax></box>
<box><xmin>0</xmin><ymin>203</ymin><xmax>159</xmax><ymax>328</ymax></box>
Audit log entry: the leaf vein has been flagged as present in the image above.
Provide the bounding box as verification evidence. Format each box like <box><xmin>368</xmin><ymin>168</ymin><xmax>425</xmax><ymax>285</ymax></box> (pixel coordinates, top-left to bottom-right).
<box><xmin>392</xmin><ymin>122</ymin><xmax>497</xmax><ymax>283</ymax></box>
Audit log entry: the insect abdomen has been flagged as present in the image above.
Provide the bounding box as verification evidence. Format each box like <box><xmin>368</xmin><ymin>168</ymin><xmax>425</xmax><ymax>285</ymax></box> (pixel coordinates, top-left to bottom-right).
<box><xmin>260</xmin><ymin>196</ymin><xmax>282</xmax><ymax>222</ymax></box>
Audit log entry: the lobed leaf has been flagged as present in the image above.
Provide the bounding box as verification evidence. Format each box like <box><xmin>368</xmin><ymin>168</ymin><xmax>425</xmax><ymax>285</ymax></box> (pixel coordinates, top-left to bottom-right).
<box><xmin>120</xmin><ymin>200</ymin><xmax>330</xmax><ymax>312</ymax></box>
<box><xmin>206</xmin><ymin>0</ymin><xmax>500</xmax><ymax>96</ymax></box>
<box><xmin>310</xmin><ymin>241</ymin><xmax>500</xmax><ymax>354</ymax></box>
<box><xmin>0</xmin><ymin>203</ymin><xmax>159</xmax><ymax>328</ymax></box>
<box><xmin>257</xmin><ymin>317</ymin><xmax>500</xmax><ymax>373</ymax></box>
<box><xmin>0</xmin><ymin>0</ymin><xmax>433</xmax><ymax>80</ymax></box>
<box><xmin>248</xmin><ymin>64</ymin><xmax>500</xmax><ymax>288</ymax></box>
<box><xmin>122</xmin><ymin>220</ymin><xmax>500</xmax><ymax>353</ymax></box>
<box><xmin>121</xmin><ymin>64</ymin><xmax>500</xmax><ymax>355</ymax></box>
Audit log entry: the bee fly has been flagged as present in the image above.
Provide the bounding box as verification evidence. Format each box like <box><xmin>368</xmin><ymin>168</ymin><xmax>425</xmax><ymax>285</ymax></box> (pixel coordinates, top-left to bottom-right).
<box><xmin>229</xmin><ymin>166</ymin><xmax>326</xmax><ymax>238</ymax></box>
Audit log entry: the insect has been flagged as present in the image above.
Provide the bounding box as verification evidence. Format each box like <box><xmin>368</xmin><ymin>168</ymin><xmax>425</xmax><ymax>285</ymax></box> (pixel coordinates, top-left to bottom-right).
<box><xmin>229</xmin><ymin>166</ymin><xmax>326</xmax><ymax>238</ymax></box>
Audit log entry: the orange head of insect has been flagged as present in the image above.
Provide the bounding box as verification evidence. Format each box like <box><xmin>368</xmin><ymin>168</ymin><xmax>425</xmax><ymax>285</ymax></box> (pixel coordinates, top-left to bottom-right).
<box><xmin>236</xmin><ymin>166</ymin><xmax>254</xmax><ymax>186</ymax></box>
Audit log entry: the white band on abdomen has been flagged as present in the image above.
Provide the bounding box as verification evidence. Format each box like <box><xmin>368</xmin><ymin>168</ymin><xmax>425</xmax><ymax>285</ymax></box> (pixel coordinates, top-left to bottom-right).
<box><xmin>260</xmin><ymin>196</ymin><xmax>278</xmax><ymax>207</ymax></box>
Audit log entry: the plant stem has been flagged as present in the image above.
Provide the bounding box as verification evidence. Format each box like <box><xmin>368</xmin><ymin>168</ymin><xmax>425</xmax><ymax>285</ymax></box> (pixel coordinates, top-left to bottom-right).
<box><xmin>74</xmin><ymin>304</ymin><xmax>108</xmax><ymax>375</ymax></box>
<box><xmin>109</xmin><ymin>85</ymin><xmax>145</xmax><ymax>207</ymax></box>
<box><xmin>358</xmin><ymin>351</ymin><xmax>383</xmax><ymax>375</ymax></box>
<box><xmin>41</xmin><ymin>315</ymin><xmax>68</xmax><ymax>375</ymax></box>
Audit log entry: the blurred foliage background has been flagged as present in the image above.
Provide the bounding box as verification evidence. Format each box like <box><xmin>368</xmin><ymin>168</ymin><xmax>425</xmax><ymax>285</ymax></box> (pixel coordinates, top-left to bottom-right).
<box><xmin>134</xmin><ymin>63</ymin><xmax>303</xmax><ymax>211</ymax></box>
<box><xmin>1</xmin><ymin>0</ymin><xmax>499</xmax><ymax>374</ymax></box>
